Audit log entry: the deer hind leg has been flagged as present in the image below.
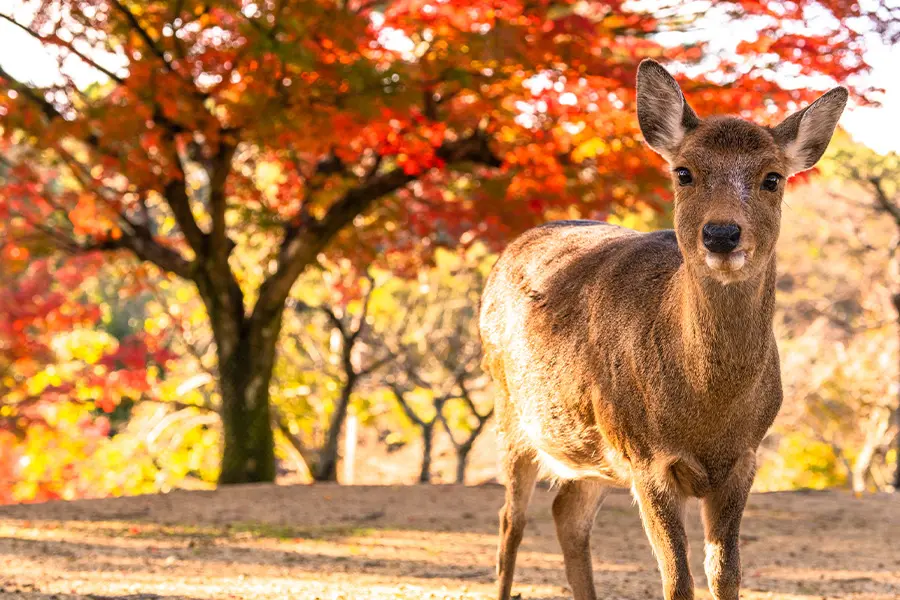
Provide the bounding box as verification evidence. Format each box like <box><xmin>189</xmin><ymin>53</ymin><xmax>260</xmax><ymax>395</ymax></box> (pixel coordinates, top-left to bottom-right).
<box><xmin>701</xmin><ymin>451</ymin><xmax>756</xmax><ymax>600</ymax></box>
<box><xmin>496</xmin><ymin>451</ymin><xmax>539</xmax><ymax>600</ymax></box>
<box><xmin>552</xmin><ymin>479</ymin><xmax>609</xmax><ymax>600</ymax></box>
<box><xmin>632</xmin><ymin>477</ymin><xmax>694</xmax><ymax>600</ymax></box>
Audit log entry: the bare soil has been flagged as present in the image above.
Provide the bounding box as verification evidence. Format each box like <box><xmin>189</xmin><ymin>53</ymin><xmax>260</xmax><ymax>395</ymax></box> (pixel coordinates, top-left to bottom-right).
<box><xmin>0</xmin><ymin>485</ymin><xmax>898</xmax><ymax>599</ymax></box>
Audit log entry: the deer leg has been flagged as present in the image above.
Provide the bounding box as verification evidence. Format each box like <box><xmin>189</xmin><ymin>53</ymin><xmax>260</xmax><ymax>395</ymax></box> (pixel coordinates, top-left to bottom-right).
<box><xmin>632</xmin><ymin>479</ymin><xmax>694</xmax><ymax>600</ymax></box>
<box><xmin>701</xmin><ymin>451</ymin><xmax>756</xmax><ymax>600</ymax></box>
<box><xmin>497</xmin><ymin>452</ymin><xmax>539</xmax><ymax>600</ymax></box>
<box><xmin>552</xmin><ymin>479</ymin><xmax>609</xmax><ymax>600</ymax></box>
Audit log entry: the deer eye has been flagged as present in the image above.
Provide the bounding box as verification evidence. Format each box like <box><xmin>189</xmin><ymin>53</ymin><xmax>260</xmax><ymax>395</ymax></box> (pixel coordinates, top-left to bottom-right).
<box><xmin>761</xmin><ymin>172</ymin><xmax>782</xmax><ymax>192</ymax></box>
<box><xmin>674</xmin><ymin>167</ymin><xmax>693</xmax><ymax>186</ymax></box>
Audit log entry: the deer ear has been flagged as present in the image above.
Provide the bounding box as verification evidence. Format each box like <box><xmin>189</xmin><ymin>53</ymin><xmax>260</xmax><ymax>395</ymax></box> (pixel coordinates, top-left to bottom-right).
<box><xmin>636</xmin><ymin>59</ymin><xmax>700</xmax><ymax>162</ymax></box>
<box><xmin>772</xmin><ymin>87</ymin><xmax>848</xmax><ymax>176</ymax></box>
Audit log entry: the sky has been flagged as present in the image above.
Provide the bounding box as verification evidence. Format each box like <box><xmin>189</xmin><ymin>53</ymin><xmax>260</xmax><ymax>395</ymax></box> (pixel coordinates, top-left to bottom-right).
<box><xmin>837</xmin><ymin>39</ymin><xmax>900</xmax><ymax>155</ymax></box>
<box><xmin>0</xmin><ymin>4</ymin><xmax>898</xmax><ymax>154</ymax></box>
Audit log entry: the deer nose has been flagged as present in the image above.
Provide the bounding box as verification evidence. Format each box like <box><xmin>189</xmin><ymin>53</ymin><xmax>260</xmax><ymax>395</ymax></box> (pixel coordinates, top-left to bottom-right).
<box><xmin>702</xmin><ymin>223</ymin><xmax>741</xmax><ymax>254</ymax></box>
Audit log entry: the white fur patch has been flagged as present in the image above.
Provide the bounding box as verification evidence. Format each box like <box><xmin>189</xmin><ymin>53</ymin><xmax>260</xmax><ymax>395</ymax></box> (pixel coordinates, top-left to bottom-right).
<box><xmin>534</xmin><ymin>449</ymin><xmax>621</xmax><ymax>482</ymax></box>
<box><xmin>782</xmin><ymin>127</ymin><xmax>812</xmax><ymax>175</ymax></box>
<box><xmin>726</xmin><ymin>168</ymin><xmax>751</xmax><ymax>203</ymax></box>
<box><xmin>704</xmin><ymin>541</ymin><xmax>725</xmax><ymax>581</ymax></box>
<box><xmin>705</xmin><ymin>250</ymin><xmax>746</xmax><ymax>272</ymax></box>
<box><xmin>535</xmin><ymin>449</ymin><xmax>583</xmax><ymax>480</ymax></box>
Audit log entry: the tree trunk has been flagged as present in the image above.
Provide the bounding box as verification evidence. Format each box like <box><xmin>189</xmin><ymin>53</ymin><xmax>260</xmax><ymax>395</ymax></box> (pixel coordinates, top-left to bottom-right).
<box><xmin>893</xmin><ymin>410</ymin><xmax>900</xmax><ymax>491</ymax></box>
<box><xmin>218</xmin><ymin>346</ymin><xmax>277</xmax><ymax>484</ymax></box>
<box><xmin>455</xmin><ymin>444</ymin><xmax>471</xmax><ymax>484</ymax></box>
<box><xmin>419</xmin><ymin>423</ymin><xmax>434</xmax><ymax>484</ymax></box>
<box><xmin>893</xmin><ymin>293</ymin><xmax>900</xmax><ymax>491</ymax></box>
<box><xmin>204</xmin><ymin>278</ymin><xmax>281</xmax><ymax>485</ymax></box>
<box><xmin>852</xmin><ymin>407</ymin><xmax>891</xmax><ymax>493</ymax></box>
<box><xmin>313</xmin><ymin>374</ymin><xmax>357</xmax><ymax>482</ymax></box>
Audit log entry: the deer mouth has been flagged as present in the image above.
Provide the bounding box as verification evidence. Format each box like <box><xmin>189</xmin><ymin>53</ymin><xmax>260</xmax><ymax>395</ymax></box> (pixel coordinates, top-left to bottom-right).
<box><xmin>704</xmin><ymin>249</ymin><xmax>747</xmax><ymax>273</ymax></box>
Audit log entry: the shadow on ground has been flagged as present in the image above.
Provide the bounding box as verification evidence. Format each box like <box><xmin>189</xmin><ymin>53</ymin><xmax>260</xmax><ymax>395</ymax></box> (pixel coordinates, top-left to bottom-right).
<box><xmin>1</xmin><ymin>485</ymin><xmax>898</xmax><ymax>599</ymax></box>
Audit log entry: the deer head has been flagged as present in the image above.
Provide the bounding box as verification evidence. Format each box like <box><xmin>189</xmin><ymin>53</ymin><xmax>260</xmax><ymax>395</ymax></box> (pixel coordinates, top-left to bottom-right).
<box><xmin>636</xmin><ymin>59</ymin><xmax>848</xmax><ymax>284</ymax></box>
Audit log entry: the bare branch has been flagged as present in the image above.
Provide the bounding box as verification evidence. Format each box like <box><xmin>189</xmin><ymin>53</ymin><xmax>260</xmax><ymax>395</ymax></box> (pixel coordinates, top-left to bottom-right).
<box><xmin>348</xmin><ymin>271</ymin><xmax>376</xmax><ymax>346</ymax></box>
<box><xmin>389</xmin><ymin>384</ymin><xmax>427</xmax><ymax>428</ymax></box>
<box><xmin>271</xmin><ymin>405</ymin><xmax>317</xmax><ymax>470</ymax></box>
<box><xmin>294</xmin><ymin>299</ymin><xmax>346</xmax><ymax>339</ymax></box>
<box><xmin>357</xmin><ymin>350</ymin><xmax>395</xmax><ymax>377</ymax></box>
<box><xmin>869</xmin><ymin>176</ymin><xmax>900</xmax><ymax>230</ymax></box>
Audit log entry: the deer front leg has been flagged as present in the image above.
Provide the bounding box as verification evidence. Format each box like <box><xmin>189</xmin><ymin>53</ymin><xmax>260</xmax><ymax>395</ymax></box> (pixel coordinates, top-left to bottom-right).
<box><xmin>632</xmin><ymin>477</ymin><xmax>694</xmax><ymax>600</ymax></box>
<box><xmin>701</xmin><ymin>450</ymin><xmax>756</xmax><ymax>600</ymax></box>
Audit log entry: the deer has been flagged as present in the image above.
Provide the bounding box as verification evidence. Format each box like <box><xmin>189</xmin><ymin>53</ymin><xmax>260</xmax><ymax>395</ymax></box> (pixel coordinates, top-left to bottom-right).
<box><xmin>479</xmin><ymin>59</ymin><xmax>847</xmax><ymax>600</ymax></box>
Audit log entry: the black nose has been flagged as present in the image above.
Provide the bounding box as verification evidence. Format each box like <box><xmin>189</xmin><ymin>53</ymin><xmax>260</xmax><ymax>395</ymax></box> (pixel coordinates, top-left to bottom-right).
<box><xmin>702</xmin><ymin>223</ymin><xmax>741</xmax><ymax>254</ymax></box>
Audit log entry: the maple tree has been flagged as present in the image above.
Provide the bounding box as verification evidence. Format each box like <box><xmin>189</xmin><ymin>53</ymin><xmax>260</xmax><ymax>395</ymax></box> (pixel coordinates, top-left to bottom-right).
<box><xmin>0</xmin><ymin>0</ymin><xmax>893</xmax><ymax>484</ymax></box>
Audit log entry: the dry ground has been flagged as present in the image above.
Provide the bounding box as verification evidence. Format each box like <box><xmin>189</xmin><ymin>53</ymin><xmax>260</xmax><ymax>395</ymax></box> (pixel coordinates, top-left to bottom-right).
<box><xmin>0</xmin><ymin>485</ymin><xmax>898</xmax><ymax>599</ymax></box>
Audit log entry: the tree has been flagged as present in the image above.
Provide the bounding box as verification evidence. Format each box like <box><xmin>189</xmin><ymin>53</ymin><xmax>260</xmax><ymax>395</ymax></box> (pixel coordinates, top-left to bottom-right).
<box><xmin>0</xmin><ymin>0</ymin><xmax>889</xmax><ymax>484</ymax></box>
<box><xmin>0</xmin><ymin>252</ymin><xmax>191</xmax><ymax>502</ymax></box>
<box><xmin>274</xmin><ymin>270</ymin><xmax>394</xmax><ymax>481</ymax></box>
<box><xmin>440</xmin><ymin>378</ymin><xmax>493</xmax><ymax>484</ymax></box>
<box><xmin>753</xmin><ymin>137</ymin><xmax>900</xmax><ymax>493</ymax></box>
<box><xmin>827</xmin><ymin>144</ymin><xmax>900</xmax><ymax>491</ymax></box>
<box><xmin>385</xmin><ymin>247</ymin><xmax>491</xmax><ymax>483</ymax></box>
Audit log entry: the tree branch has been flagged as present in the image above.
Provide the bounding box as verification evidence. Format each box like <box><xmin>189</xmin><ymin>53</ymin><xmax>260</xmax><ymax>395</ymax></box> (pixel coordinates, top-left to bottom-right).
<box><xmin>162</xmin><ymin>144</ymin><xmax>208</xmax><ymax>257</ymax></box>
<box><xmin>348</xmin><ymin>271</ymin><xmax>376</xmax><ymax>346</ymax></box>
<box><xmin>251</xmin><ymin>131</ymin><xmax>501</xmax><ymax>329</ymax></box>
<box><xmin>271</xmin><ymin>405</ymin><xmax>317</xmax><ymax>469</ymax></box>
<box><xmin>869</xmin><ymin>176</ymin><xmax>900</xmax><ymax>229</ymax></box>
<box><xmin>79</xmin><ymin>227</ymin><xmax>195</xmax><ymax>279</ymax></box>
<box><xmin>0</xmin><ymin>13</ymin><xmax>126</xmax><ymax>85</ymax></box>
<box><xmin>108</xmin><ymin>0</ymin><xmax>187</xmax><ymax>83</ymax></box>
<box><xmin>389</xmin><ymin>384</ymin><xmax>427</xmax><ymax>428</ymax></box>
<box><xmin>208</xmin><ymin>139</ymin><xmax>239</xmax><ymax>263</ymax></box>
<box><xmin>0</xmin><ymin>64</ymin><xmax>63</xmax><ymax>122</ymax></box>
<box><xmin>357</xmin><ymin>350</ymin><xmax>395</xmax><ymax>377</ymax></box>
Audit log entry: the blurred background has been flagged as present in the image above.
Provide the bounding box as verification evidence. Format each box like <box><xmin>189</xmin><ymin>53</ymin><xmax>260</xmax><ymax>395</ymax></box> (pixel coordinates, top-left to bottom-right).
<box><xmin>1</xmin><ymin>0</ymin><xmax>899</xmax><ymax>504</ymax></box>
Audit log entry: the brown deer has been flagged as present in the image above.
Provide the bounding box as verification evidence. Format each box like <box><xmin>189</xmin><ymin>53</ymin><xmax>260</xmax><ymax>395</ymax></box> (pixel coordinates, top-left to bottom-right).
<box><xmin>479</xmin><ymin>59</ymin><xmax>847</xmax><ymax>600</ymax></box>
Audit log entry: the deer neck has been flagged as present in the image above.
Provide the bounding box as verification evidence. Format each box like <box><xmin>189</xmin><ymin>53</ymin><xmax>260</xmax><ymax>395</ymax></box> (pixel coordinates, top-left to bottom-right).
<box><xmin>672</xmin><ymin>257</ymin><xmax>778</xmax><ymax>394</ymax></box>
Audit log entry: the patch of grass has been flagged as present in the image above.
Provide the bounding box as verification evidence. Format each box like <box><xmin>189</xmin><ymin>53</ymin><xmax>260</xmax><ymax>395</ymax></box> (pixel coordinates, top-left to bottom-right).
<box><xmin>227</xmin><ymin>522</ymin><xmax>377</xmax><ymax>541</ymax></box>
<box><xmin>124</xmin><ymin>523</ymin><xmax>226</xmax><ymax>540</ymax></box>
<box><xmin>20</xmin><ymin>518</ymin><xmax>380</xmax><ymax>543</ymax></box>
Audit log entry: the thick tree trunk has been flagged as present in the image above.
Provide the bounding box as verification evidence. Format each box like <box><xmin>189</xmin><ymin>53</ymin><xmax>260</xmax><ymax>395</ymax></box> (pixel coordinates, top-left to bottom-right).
<box><xmin>219</xmin><ymin>344</ymin><xmax>275</xmax><ymax>484</ymax></box>
<box><xmin>313</xmin><ymin>374</ymin><xmax>357</xmax><ymax>482</ymax></box>
<box><xmin>202</xmin><ymin>275</ymin><xmax>282</xmax><ymax>485</ymax></box>
<box><xmin>419</xmin><ymin>423</ymin><xmax>434</xmax><ymax>484</ymax></box>
<box><xmin>217</xmin><ymin>334</ymin><xmax>278</xmax><ymax>484</ymax></box>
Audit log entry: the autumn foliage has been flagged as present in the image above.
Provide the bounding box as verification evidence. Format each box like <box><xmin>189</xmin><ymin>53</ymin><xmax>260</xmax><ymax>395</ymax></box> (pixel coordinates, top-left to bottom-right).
<box><xmin>0</xmin><ymin>0</ymin><xmax>895</xmax><ymax>492</ymax></box>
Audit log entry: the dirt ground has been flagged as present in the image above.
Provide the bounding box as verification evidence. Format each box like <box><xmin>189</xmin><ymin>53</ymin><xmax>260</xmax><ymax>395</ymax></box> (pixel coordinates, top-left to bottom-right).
<box><xmin>0</xmin><ymin>485</ymin><xmax>898</xmax><ymax>600</ymax></box>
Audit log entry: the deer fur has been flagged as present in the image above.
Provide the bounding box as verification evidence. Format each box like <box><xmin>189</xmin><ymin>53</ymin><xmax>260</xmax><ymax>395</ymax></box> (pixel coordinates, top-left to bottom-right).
<box><xmin>480</xmin><ymin>59</ymin><xmax>847</xmax><ymax>600</ymax></box>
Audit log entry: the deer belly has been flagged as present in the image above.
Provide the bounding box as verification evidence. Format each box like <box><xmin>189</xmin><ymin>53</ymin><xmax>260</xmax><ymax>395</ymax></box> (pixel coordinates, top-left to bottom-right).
<box><xmin>519</xmin><ymin>414</ymin><xmax>631</xmax><ymax>485</ymax></box>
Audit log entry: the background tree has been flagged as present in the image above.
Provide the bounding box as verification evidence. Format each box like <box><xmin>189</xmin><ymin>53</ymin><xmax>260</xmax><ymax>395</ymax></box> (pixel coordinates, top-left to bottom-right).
<box><xmin>827</xmin><ymin>143</ymin><xmax>900</xmax><ymax>491</ymax></box>
<box><xmin>754</xmin><ymin>137</ymin><xmax>900</xmax><ymax>493</ymax></box>
<box><xmin>1</xmin><ymin>0</ymin><xmax>890</xmax><ymax>484</ymax></box>
<box><xmin>384</xmin><ymin>247</ymin><xmax>491</xmax><ymax>484</ymax></box>
<box><xmin>274</xmin><ymin>269</ymin><xmax>394</xmax><ymax>481</ymax></box>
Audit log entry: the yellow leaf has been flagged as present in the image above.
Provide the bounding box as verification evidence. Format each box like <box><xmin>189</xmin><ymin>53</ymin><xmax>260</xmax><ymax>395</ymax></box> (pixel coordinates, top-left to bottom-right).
<box><xmin>572</xmin><ymin>138</ymin><xmax>607</xmax><ymax>162</ymax></box>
